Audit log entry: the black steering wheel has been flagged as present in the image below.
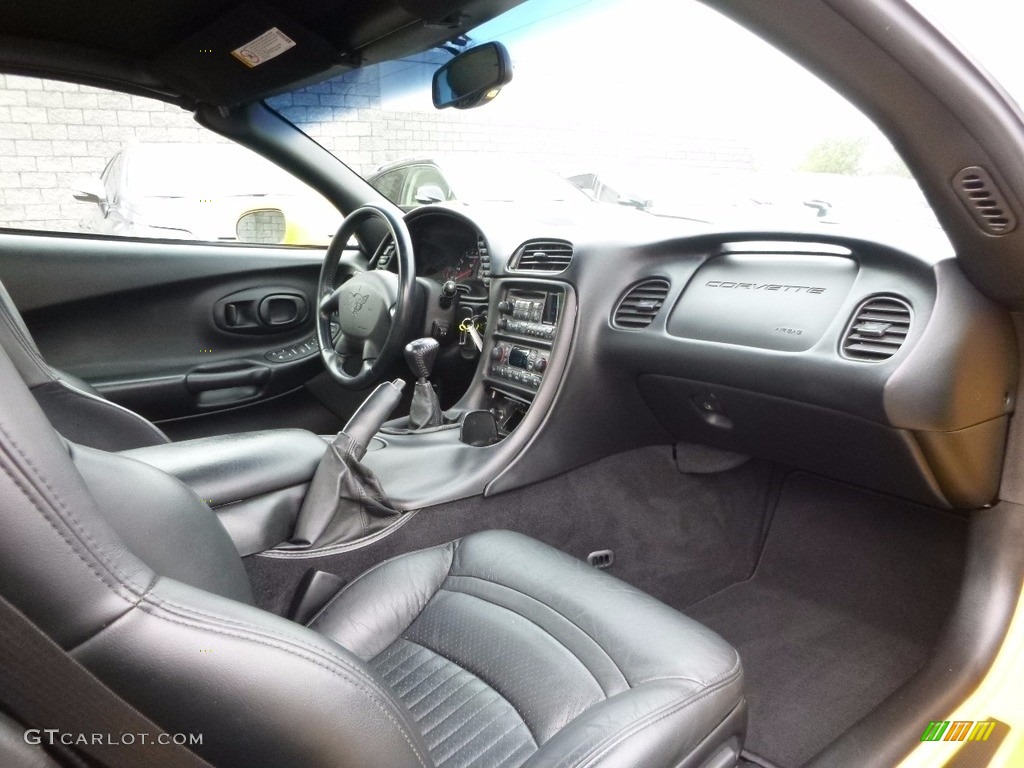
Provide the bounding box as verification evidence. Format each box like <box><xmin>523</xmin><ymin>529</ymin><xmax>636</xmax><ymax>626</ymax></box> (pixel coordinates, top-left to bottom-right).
<box><xmin>317</xmin><ymin>204</ymin><xmax>417</xmax><ymax>389</ymax></box>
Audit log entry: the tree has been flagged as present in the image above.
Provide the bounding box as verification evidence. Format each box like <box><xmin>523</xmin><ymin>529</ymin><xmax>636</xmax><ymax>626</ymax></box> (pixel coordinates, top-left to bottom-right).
<box><xmin>799</xmin><ymin>137</ymin><xmax>868</xmax><ymax>175</ymax></box>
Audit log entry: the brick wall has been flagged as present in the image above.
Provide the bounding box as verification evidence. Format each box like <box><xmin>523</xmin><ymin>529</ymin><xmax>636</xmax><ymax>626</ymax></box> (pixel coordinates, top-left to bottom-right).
<box><xmin>0</xmin><ymin>68</ymin><xmax>754</xmax><ymax>233</ymax></box>
<box><xmin>0</xmin><ymin>74</ymin><xmax>221</xmax><ymax>232</ymax></box>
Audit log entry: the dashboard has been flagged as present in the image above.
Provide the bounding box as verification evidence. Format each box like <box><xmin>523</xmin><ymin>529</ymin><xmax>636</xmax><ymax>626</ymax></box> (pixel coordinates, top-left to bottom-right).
<box><xmin>390</xmin><ymin>202</ymin><xmax>1017</xmax><ymax>511</ymax></box>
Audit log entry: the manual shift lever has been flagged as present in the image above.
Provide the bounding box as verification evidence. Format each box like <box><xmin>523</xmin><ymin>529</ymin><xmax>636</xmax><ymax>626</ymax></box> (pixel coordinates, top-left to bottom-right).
<box><xmin>405</xmin><ymin>337</ymin><xmax>440</xmax><ymax>381</ymax></box>
<box><xmin>405</xmin><ymin>337</ymin><xmax>443</xmax><ymax>429</ymax></box>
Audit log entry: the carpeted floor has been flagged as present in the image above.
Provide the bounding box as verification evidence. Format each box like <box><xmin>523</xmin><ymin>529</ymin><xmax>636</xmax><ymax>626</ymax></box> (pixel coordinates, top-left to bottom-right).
<box><xmin>686</xmin><ymin>472</ymin><xmax>968</xmax><ymax>766</ymax></box>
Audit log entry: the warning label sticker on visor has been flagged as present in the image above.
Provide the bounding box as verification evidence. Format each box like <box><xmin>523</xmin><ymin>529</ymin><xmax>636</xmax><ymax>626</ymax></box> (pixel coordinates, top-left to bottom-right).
<box><xmin>231</xmin><ymin>28</ymin><xmax>296</xmax><ymax>68</ymax></box>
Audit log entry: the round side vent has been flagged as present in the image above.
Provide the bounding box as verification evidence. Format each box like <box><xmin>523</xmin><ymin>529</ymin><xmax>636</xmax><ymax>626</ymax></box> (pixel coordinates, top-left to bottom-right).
<box><xmin>612</xmin><ymin>279</ymin><xmax>671</xmax><ymax>330</ymax></box>
<box><xmin>840</xmin><ymin>295</ymin><xmax>912</xmax><ymax>362</ymax></box>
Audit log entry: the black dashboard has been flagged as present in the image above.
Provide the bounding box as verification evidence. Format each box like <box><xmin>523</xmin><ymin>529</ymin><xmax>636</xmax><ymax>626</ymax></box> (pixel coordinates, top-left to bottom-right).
<box><xmin>394</xmin><ymin>202</ymin><xmax>1018</xmax><ymax>510</ymax></box>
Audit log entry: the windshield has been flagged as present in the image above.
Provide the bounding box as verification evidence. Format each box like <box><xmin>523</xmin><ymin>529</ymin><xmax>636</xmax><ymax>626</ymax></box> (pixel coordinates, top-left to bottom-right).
<box><xmin>268</xmin><ymin>0</ymin><xmax>942</xmax><ymax>234</ymax></box>
<box><xmin>432</xmin><ymin>159</ymin><xmax>590</xmax><ymax>203</ymax></box>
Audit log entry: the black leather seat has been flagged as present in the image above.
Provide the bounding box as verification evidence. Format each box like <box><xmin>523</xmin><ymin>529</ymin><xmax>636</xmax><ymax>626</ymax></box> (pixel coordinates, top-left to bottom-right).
<box><xmin>0</xmin><ymin>279</ymin><xmax>170</xmax><ymax>451</ymax></box>
<box><xmin>0</xmin><ymin>338</ymin><xmax>746</xmax><ymax>767</ymax></box>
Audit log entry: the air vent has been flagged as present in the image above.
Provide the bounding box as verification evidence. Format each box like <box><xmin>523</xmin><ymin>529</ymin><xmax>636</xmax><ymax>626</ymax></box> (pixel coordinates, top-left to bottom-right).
<box><xmin>477</xmin><ymin>235</ymin><xmax>491</xmax><ymax>283</ymax></box>
<box><xmin>612</xmin><ymin>279</ymin><xmax>671</xmax><ymax>330</ymax></box>
<box><xmin>953</xmin><ymin>166</ymin><xmax>1017</xmax><ymax>235</ymax></box>
<box><xmin>841</xmin><ymin>296</ymin><xmax>912</xmax><ymax>362</ymax></box>
<box><xmin>512</xmin><ymin>240</ymin><xmax>573</xmax><ymax>272</ymax></box>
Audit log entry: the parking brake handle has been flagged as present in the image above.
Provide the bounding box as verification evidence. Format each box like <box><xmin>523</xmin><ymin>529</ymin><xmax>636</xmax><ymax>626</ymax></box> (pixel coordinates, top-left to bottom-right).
<box><xmin>282</xmin><ymin>379</ymin><xmax>405</xmax><ymax>550</ymax></box>
<box><xmin>344</xmin><ymin>378</ymin><xmax>406</xmax><ymax>450</ymax></box>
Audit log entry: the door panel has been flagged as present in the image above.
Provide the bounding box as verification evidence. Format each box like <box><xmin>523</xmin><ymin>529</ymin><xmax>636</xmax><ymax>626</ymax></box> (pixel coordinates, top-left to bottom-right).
<box><xmin>0</xmin><ymin>232</ymin><xmax>358</xmax><ymax>437</ymax></box>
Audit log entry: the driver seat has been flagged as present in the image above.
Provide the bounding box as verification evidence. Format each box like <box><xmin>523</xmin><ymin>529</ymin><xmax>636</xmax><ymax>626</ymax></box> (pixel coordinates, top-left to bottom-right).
<box><xmin>0</xmin><ymin>278</ymin><xmax>170</xmax><ymax>451</ymax></box>
<box><xmin>0</xmin><ymin>333</ymin><xmax>748</xmax><ymax>767</ymax></box>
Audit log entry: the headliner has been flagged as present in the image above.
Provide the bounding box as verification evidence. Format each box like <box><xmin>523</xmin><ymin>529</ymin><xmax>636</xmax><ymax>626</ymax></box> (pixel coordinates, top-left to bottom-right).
<box><xmin>0</xmin><ymin>0</ymin><xmax>521</xmax><ymax>106</ymax></box>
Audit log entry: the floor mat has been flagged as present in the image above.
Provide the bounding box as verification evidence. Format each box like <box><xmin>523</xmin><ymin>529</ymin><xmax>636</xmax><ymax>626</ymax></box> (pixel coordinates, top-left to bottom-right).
<box><xmin>687</xmin><ymin>473</ymin><xmax>968</xmax><ymax>767</ymax></box>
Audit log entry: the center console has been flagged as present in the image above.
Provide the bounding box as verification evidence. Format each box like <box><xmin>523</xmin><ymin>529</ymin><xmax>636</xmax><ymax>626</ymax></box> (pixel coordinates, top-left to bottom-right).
<box><xmin>485</xmin><ymin>285</ymin><xmax>565</xmax><ymax>435</ymax></box>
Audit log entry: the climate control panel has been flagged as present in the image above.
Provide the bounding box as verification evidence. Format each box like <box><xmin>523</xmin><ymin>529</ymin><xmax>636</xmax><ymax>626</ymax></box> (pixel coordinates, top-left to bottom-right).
<box><xmin>490</xmin><ymin>343</ymin><xmax>549</xmax><ymax>389</ymax></box>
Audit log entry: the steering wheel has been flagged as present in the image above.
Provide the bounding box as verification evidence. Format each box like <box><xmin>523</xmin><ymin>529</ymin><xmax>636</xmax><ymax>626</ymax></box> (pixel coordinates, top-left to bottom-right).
<box><xmin>317</xmin><ymin>204</ymin><xmax>417</xmax><ymax>389</ymax></box>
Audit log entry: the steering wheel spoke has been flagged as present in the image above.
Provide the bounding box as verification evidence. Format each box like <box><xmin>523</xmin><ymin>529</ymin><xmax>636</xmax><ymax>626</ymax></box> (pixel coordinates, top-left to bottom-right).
<box><xmin>333</xmin><ymin>331</ymin><xmax>359</xmax><ymax>357</ymax></box>
<box><xmin>317</xmin><ymin>204</ymin><xmax>417</xmax><ymax>389</ymax></box>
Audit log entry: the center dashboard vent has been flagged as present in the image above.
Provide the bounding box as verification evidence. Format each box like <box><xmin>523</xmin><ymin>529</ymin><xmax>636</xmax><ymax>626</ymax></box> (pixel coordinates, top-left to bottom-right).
<box><xmin>511</xmin><ymin>239</ymin><xmax>573</xmax><ymax>272</ymax></box>
<box><xmin>841</xmin><ymin>295</ymin><xmax>912</xmax><ymax>362</ymax></box>
<box><xmin>612</xmin><ymin>279</ymin><xmax>671</xmax><ymax>329</ymax></box>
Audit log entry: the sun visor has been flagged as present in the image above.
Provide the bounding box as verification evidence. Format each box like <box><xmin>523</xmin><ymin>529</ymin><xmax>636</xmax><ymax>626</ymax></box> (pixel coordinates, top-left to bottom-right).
<box><xmin>153</xmin><ymin>2</ymin><xmax>340</xmax><ymax>107</ymax></box>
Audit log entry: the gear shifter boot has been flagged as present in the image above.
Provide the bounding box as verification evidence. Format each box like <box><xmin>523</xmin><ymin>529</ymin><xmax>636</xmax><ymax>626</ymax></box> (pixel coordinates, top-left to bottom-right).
<box><xmin>409</xmin><ymin>380</ymin><xmax>443</xmax><ymax>428</ymax></box>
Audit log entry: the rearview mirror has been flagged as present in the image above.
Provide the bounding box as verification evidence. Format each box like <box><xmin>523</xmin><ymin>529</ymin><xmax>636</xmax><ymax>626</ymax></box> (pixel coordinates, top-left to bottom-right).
<box><xmin>432</xmin><ymin>42</ymin><xmax>513</xmax><ymax>110</ymax></box>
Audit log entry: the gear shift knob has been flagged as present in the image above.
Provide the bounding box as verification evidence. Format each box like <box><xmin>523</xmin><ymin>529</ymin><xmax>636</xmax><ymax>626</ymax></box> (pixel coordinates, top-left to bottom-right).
<box><xmin>405</xmin><ymin>337</ymin><xmax>440</xmax><ymax>381</ymax></box>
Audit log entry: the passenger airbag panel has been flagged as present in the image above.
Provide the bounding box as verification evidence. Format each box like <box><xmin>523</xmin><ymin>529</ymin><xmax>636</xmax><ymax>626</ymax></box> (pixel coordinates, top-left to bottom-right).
<box><xmin>668</xmin><ymin>254</ymin><xmax>858</xmax><ymax>351</ymax></box>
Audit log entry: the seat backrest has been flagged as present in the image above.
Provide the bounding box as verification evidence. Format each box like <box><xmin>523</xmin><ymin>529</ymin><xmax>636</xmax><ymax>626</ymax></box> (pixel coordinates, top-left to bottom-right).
<box><xmin>0</xmin><ymin>342</ymin><xmax>431</xmax><ymax>768</ymax></box>
<box><xmin>0</xmin><ymin>278</ymin><xmax>170</xmax><ymax>450</ymax></box>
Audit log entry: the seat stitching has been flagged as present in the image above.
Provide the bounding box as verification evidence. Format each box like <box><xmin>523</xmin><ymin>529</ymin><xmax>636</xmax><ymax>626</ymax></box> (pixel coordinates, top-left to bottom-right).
<box><xmin>494</xmin><ymin>738</ymin><xmax>537</xmax><ymax>768</ymax></box>
<box><xmin>306</xmin><ymin>540</ymin><xmax>454</xmax><ymax>628</ymax></box>
<box><xmin>145</xmin><ymin>587</ymin><xmax>431</xmax><ymax>708</ymax></box>
<box><xmin>431</xmin><ymin>699</ymin><xmax>520</xmax><ymax>762</ymax></box>
<box><xmin>467</xmin><ymin>733</ymin><xmax>536</xmax><ymax>768</ymax></box>
<box><xmin>398</xmin><ymin>631</ymin><xmax>545</xmax><ymax>746</ymax></box>
<box><xmin>134</xmin><ymin>600</ymin><xmax>432</xmax><ymax>768</ymax></box>
<box><xmin>0</xmin><ymin>300</ymin><xmax>56</xmax><ymax>381</ymax></box>
<box><xmin>420</xmin><ymin>686</ymin><xmax>494</xmax><ymax>741</ymax></box>
<box><xmin>564</xmin><ymin>660</ymin><xmax>743</xmax><ymax>768</ymax></box>
<box><xmin>144</xmin><ymin>589</ymin><xmax>405</xmax><ymax>695</ymax></box>
<box><xmin>0</xmin><ymin>420</ymin><xmax>145</xmax><ymax>596</ymax></box>
<box><xmin>386</xmin><ymin>649</ymin><xmax>443</xmax><ymax>690</ymax></box>
<box><xmin>0</xmin><ymin>442</ymin><xmax>134</xmax><ymax>600</ymax></box>
<box><xmin>443</xmin><ymin>574</ymin><xmax>629</xmax><ymax>690</ymax></box>
<box><xmin>413</xmin><ymin>675</ymin><xmax>477</xmax><ymax>726</ymax></box>
<box><xmin>436</xmin><ymin>584</ymin><xmax>612</xmax><ymax>695</ymax></box>
<box><xmin>403</xmin><ymin>664</ymin><xmax>465</xmax><ymax>710</ymax></box>
<box><xmin>374</xmin><ymin>640</ymin><xmax>423</xmax><ymax>678</ymax></box>
<box><xmin>451</xmin><ymin>717</ymin><xmax>535</xmax><ymax>768</ymax></box>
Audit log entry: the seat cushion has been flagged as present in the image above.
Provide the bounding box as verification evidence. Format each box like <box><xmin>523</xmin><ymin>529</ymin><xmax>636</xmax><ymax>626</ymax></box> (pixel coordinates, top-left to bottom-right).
<box><xmin>309</xmin><ymin>530</ymin><xmax>745</xmax><ymax>768</ymax></box>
